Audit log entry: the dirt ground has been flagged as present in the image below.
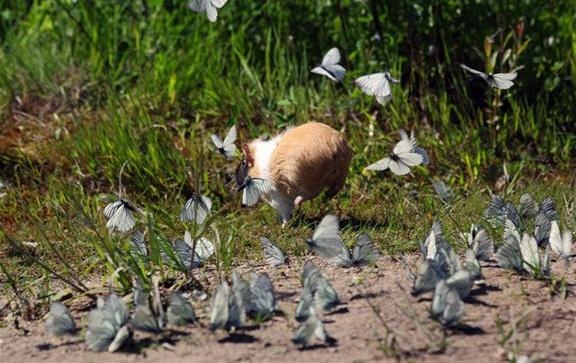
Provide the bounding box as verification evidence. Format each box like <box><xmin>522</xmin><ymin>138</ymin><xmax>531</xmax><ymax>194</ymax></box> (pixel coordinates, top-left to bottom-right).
<box><xmin>1</xmin><ymin>254</ymin><xmax>575</xmax><ymax>363</ymax></box>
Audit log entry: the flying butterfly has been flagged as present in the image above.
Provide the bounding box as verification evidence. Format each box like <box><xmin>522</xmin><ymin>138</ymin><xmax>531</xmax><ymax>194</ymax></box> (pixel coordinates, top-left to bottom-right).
<box><xmin>306</xmin><ymin>214</ymin><xmax>344</xmax><ymax>260</ymax></box>
<box><xmin>310</xmin><ymin>48</ymin><xmax>346</xmax><ymax>82</ymax></box>
<box><xmin>238</xmin><ymin>177</ymin><xmax>274</xmax><ymax>207</ymax></box>
<box><xmin>460</xmin><ymin>63</ymin><xmax>518</xmax><ymax>90</ymax></box>
<box><xmin>187</xmin><ymin>0</ymin><xmax>228</xmax><ymax>22</ymax></box>
<box><xmin>292</xmin><ymin>308</ymin><xmax>337</xmax><ymax>348</ymax></box>
<box><xmin>260</xmin><ymin>237</ymin><xmax>288</xmax><ymax>267</ymax></box>
<box><xmin>400</xmin><ymin>129</ymin><xmax>429</xmax><ymax>165</ymax></box>
<box><xmin>211</xmin><ymin>125</ymin><xmax>237</xmax><ymax>160</ymax></box>
<box><xmin>45</xmin><ymin>302</ymin><xmax>76</xmax><ymax>336</ymax></box>
<box><xmin>85</xmin><ymin>294</ymin><xmax>130</xmax><ymax>352</ymax></box>
<box><xmin>103</xmin><ymin>199</ymin><xmax>138</xmax><ymax>233</ymax></box>
<box><xmin>179</xmin><ymin>193</ymin><xmax>212</xmax><ymax>224</ymax></box>
<box><xmin>167</xmin><ymin>293</ymin><xmax>196</xmax><ymax>326</ymax></box>
<box><xmin>365</xmin><ymin>135</ymin><xmax>425</xmax><ymax>176</ymax></box>
<box><xmin>354</xmin><ymin>71</ymin><xmax>400</xmax><ymax>105</ymax></box>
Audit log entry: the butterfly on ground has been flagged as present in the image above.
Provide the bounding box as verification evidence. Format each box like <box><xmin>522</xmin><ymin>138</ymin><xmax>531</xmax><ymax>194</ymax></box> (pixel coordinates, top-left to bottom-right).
<box><xmin>354</xmin><ymin>71</ymin><xmax>400</xmax><ymax>105</ymax></box>
<box><xmin>211</xmin><ymin>125</ymin><xmax>237</xmax><ymax>160</ymax></box>
<box><xmin>179</xmin><ymin>193</ymin><xmax>212</xmax><ymax>224</ymax></box>
<box><xmin>295</xmin><ymin>261</ymin><xmax>339</xmax><ymax>321</ymax></box>
<box><xmin>365</xmin><ymin>134</ymin><xmax>426</xmax><ymax>176</ymax></box>
<box><xmin>310</xmin><ymin>48</ymin><xmax>346</xmax><ymax>82</ymax></box>
<box><xmin>167</xmin><ymin>293</ymin><xmax>196</xmax><ymax>326</ymax></box>
<box><xmin>306</xmin><ymin>215</ymin><xmax>379</xmax><ymax>267</ymax></box>
<box><xmin>45</xmin><ymin>302</ymin><xmax>77</xmax><ymax>336</ymax></box>
<box><xmin>238</xmin><ymin>177</ymin><xmax>274</xmax><ymax>207</ymax></box>
<box><xmin>85</xmin><ymin>294</ymin><xmax>131</xmax><ymax>352</ymax></box>
<box><xmin>460</xmin><ymin>63</ymin><xmax>517</xmax><ymax>90</ymax></box>
<box><xmin>187</xmin><ymin>0</ymin><xmax>228</xmax><ymax>22</ymax></box>
<box><xmin>209</xmin><ymin>281</ymin><xmax>245</xmax><ymax>332</ymax></box>
<box><xmin>292</xmin><ymin>307</ymin><xmax>337</xmax><ymax>348</ymax></box>
<box><xmin>430</xmin><ymin>280</ymin><xmax>464</xmax><ymax>327</ymax></box>
<box><xmin>549</xmin><ymin>221</ymin><xmax>572</xmax><ymax>264</ymax></box>
<box><xmin>103</xmin><ymin>199</ymin><xmax>138</xmax><ymax>233</ymax></box>
<box><xmin>260</xmin><ymin>237</ymin><xmax>288</xmax><ymax>267</ymax></box>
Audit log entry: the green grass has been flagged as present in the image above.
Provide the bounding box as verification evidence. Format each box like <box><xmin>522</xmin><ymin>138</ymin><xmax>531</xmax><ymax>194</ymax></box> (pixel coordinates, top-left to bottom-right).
<box><xmin>0</xmin><ymin>1</ymin><xmax>575</xmax><ymax>308</ymax></box>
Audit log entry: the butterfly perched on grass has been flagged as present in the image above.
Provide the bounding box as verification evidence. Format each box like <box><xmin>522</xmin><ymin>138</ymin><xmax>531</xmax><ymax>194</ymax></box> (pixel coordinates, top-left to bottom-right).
<box><xmin>187</xmin><ymin>0</ymin><xmax>228</xmax><ymax>22</ymax></box>
<box><xmin>211</xmin><ymin>125</ymin><xmax>237</xmax><ymax>160</ymax></box>
<box><xmin>85</xmin><ymin>294</ymin><xmax>130</xmax><ymax>352</ymax></box>
<box><xmin>238</xmin><ymin>177</ymin><xmax>274</xmax><ymax>207</ymax></box>
<box><xmin>365</xmin><ymin>134</ymin><xmax>426</xmax><ymax>176</ymax></box>
<box><xmin>311</xmin><ymin>48</ymin><xmax>346</xmax><ymax>82</ymax></box>
<box><xmin>306</xmin><ymin>215</ymin><xmax>379</xmax><ymax>267</ymax></box>
<box><xmin>460</xmin><ymin>63</ymin><xmax>518</xmax><ymax>90</ymax></box>
<box><xmin>103</xmin><ymin>199</ymin><xmax>138</xmax><ymax>233</ymax></box>
<box><xmin>179</xmin><ymin>193</ymin><xmax>212</xmax><ymax>224</ymax></box>
<box><xmin>354</xmin><ymin>71</ymin><xmax>400</xmax><ymax>105</ymax></box>
<box><xmin>45</xmin><ymin>302</ymin><xmax>76</xmax><ymax>336</ymax></box>
<box><xmin>260</xmin><ymin>237</ymin><xmax>288</xmax><ymax>267</ymax></box>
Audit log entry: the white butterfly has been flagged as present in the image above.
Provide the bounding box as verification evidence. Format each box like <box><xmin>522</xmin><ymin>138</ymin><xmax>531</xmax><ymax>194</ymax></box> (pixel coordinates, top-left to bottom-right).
<box><xmin>103</xmin><ymin>199</ymin><xmax>138</xmax><ymax>233</ymax></box>
<box><xmin>399</xmin><ymin>129</ymin><xmax>429</xmax><ymax>165</ymax></box>
<box><xmin>188</xmin><ymin>0</ymin><xmax>228</xmax><ymax>22</ymax></box>
<box><xmin>292</xmin><ymin>307</ymin><xmax>336</xmax><ymax>348</ymax></box>
<box><xmin>310</xmin><ymin>48</ymin><xmax>346</xmax><ymax>82</ymax></box>
<box><xmin>460</xmin><ymin>63</ymin><xmax>517</xmax><ymax>90</ymax></box>
<box><xmin>549</xmin><ymin>221</ymin><xmax>572</xmax><ymax>260</ymax></box>
<box><xmin>211</xmin><ymin>125</ymin><xmax>237</xmax><ymax>160</ymax></box>
<box><xmin>519</xmin><ymin>233</ymin><xmax>540</xmax><ymax>274</ymax></box>
<box><xmin>431</xmin><ymin>280</ymin><xmax>464</xmax><ymax>327</ymax></box>
<box><xmin>295</xmin><ymin>261</ymin><xmax>339</xmax><ymax>321</ymax></box>
<box><xmin>130</xmin><ymin>304</ymin><xmax>163</xmax><ymax>333</ymax></box>
<box><xmin>45</xmin><ymin>302</ymin><xmax>76</xmax><ymax>336</ymax></box>
<box><xmin>463</xmin><ymin>224</ymin><xmax>494</xmax><ymax>261</ymax></box>
<box><xmin>260</xmin><ymin>237</ymin><xmax>288</xmax><ymax>267</ymax></box>
<box><xmin>86</xmin><ymin>294</ymin><xmax>130</xmax><ymax>352</ymax></box>
<box><xmin>184</xmin><ymin>230</ymin><xmax>215</xmax><ymax>265</ymax></box>
<box><xmin>167</xmin><ymin>293</ymin><xmax>196</xmax><ymax>326</ymax></box>
<box><xmin>354</xmin><ymin>71</ymin><xmax>400</xmax><ymax>105</ymax></box>
<box><xmin>179</xmin><ymin>193</ymin><xmax>212</xmax><ymax>224</ymax></box>
<box><xmin>240</xmin><ymin>177</ymin><xmax>274</xmax><ymax>206</ymax></box>
<box><xmin>209</xmin><ymin>281</ymin><xmax>245</xmax><ymax>332</ymax></box>
<box><xmin>365</xmin><ymin>136</ymin><xmax>425</xmax><ymax>176</ymax></box>
<box><xmin>247</xmin><ymin>272</ymin><xmax>275</xmax><ymax>320</ymax></box>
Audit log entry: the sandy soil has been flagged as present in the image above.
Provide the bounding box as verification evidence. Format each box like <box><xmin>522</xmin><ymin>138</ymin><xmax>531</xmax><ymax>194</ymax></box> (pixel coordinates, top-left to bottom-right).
<box><xmin>1</xmin><ymin>255</ymin><xmax>575</xmax><ymax>363</ymax></box>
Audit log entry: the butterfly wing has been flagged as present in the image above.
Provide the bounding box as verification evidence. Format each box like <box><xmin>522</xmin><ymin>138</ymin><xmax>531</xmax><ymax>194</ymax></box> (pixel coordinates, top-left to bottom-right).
<box><xmin>242</xmin><ymin>178</ymin><xmax>274</xmax><ymax>206</ymax></box>
<box><xmin>460</xmin><ymin>63</ymin><xmax>488</xmax><ymax>79</ymax></box>
<box><xmin>321</xmin><ymin>47</ymin><xmax>341</xmax><ymax>66</ymax></box>
<box><xmin>354</xmin><ymin>73</ymin><xmax>387</xmax><ymax>96</ymax></box>
<box><xmin>260</xmin><ymin>237</ymin><xmax>287</xmax><ymax>267</ymax></box>
<box><xmin>492</xmin><ymin>72</ymin><xmax>517</xmax><ymax>90</ymax></box>
<box><xmin>519</xmin><ymin>233</ymin><xmax>540</xmax><ymax>274</ymax></box>
<box><xmin>211</xmin><ymin>0</ymin><xmax>228</xmax><ymax>8</ymax></box>
<box><xmin>188</xmin><ymin>0</ymin><xmax>206</xmax><ymax>12</ymax></box>
<box><xmin>130</xmin><ymin>304</ymin><xmax>162</xmax><ymax>333</ymax></box>
<box><xmin>210</xmin><ymin>282</ymin><xmax>230</xmax><ymax>331</ymax></box>
<box><xmin>365</xmin><ymin>157</ymin><xmax>391</xmax><ymax>171</ymax></box>
<box><xmin>211</xmin><ymin>133</ymin><xmax>223</xmax><ymax>149</ymax></box>
<box><xmin>205</xmin><ymin>1</ymin><xmax>218</xmax><ymax>22</ymax></box>
<box><xmin>220</xmin><ymin>125</ymin><xmax>237</xmax><ymax>159</ymax></box>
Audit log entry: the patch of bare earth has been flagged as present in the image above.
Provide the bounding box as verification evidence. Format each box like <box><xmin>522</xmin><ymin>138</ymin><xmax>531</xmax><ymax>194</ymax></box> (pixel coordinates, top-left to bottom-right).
<box><xmin>1</xmin><ymin>255</ymin><xmax>575</xmax><ymax>363</ymax></box>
